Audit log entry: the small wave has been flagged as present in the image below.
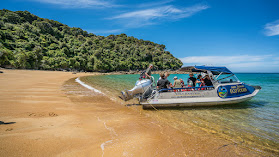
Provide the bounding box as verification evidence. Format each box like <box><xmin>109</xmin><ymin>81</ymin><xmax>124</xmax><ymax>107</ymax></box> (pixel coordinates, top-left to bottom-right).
<box><xmin>97</xmin><ymin>117</ymin><xmax>118</xmax><ymax>157</ymax></box>
<box><xmin>101</xmin><ymin>140</ymin><xmax>113</xmax><ymax>157</ymax></box>
<box><xmin>75</xmin><ymin>77</ymin><xmax>104</xmax><ymax>94</ymax></box>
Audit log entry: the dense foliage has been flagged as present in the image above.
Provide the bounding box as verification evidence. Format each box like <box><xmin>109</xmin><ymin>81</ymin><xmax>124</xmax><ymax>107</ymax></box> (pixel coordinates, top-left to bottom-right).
<box><xmin>0</xmin><ymin>9</ymin><xmax>183</xmax><ymax>72</ymax></box>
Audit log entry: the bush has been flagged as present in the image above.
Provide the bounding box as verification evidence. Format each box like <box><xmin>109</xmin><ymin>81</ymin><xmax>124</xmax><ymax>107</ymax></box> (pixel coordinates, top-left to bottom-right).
<box><xmin>0</xmin><ymin>9</ymin><xmax>183</xmax><ymax>72</ymax></box>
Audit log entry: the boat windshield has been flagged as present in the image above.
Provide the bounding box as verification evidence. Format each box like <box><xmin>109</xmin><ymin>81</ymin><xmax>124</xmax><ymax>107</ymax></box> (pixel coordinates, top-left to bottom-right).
<box><xmin>216</xmin><ymin>74</ymin><xmax>240</xmax><ymax>84</ymax></box>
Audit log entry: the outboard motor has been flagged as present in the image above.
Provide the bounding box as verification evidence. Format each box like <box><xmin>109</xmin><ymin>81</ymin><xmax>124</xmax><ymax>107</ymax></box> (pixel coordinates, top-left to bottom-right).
<box><xmin>120</xmin><ymin>79</ymin><xmax>152</xmax><ymax>101</ymax></box>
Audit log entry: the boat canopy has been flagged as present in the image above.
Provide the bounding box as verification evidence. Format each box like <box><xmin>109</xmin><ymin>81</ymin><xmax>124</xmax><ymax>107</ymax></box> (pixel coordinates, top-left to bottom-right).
<box><xmin>179</xmin><ymin>66</ymin><xmax>233</xmax><ymax>75</ymax></box>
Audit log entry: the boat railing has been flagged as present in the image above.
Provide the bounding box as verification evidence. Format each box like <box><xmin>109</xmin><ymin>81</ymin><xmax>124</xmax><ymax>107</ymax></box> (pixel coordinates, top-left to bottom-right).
<box><xmin>158</xmin><ymin>86</ymin><xmax>215</xmax><ymax>93</ymax></box>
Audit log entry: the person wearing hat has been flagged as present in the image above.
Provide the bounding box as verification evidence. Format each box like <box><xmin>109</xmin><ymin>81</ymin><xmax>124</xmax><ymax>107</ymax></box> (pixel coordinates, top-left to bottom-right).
<box><xmin>187</xmin><ymin>72</ymin><xmax>196</xmax><ymax>87</ymax></box>
<box><xmin>173</xmin><ymin>76</ymin><xmax>182</xmax><ymax>88</ymax></box>
<box><xmin>145</xmin><ymin>64</ymin><xmax>153</xmax><ymax>79</ymax></box>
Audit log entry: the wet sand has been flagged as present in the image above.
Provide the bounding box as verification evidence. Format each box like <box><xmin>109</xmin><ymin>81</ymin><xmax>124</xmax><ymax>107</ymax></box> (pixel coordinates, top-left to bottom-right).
<box><xmin>0</xmin><ymin>69</ymin><xmax>259</xmax><ymax>156</ymax></box>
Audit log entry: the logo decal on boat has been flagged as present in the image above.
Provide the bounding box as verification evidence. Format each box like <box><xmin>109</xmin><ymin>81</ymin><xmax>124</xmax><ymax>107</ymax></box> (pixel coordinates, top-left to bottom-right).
<box><xmin>217</xmin><ymin>84</ymin><xmax>253</xmax><ymax>98</ymax></box>
<box><xmin>218</xmin><ymin>86</ymin><xmax>228</xmax><ymax>98</ymax></box>
<box><xmin>229</xmin><ymin>85</ymin><xmax>248</xmax><ymax>94</ymax></box>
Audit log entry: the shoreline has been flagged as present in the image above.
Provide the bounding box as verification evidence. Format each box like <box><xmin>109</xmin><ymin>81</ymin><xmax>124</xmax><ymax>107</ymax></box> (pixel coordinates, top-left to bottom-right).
<box><xmin>0</xmin><ymin>69</ymin><xmax>260</xmax><ymax>156</ymax></box>
<box><xmin>0</xmin><ymin>67</ymin><xmax>190</xmax><ymax>75</ymax></box>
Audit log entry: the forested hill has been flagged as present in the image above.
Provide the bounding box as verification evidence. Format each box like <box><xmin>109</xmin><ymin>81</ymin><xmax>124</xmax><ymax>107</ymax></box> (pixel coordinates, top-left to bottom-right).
<box><xmin>0</xmin><ymin>9</ymin><xmax>183</xmax><ymax>72</ymax></box>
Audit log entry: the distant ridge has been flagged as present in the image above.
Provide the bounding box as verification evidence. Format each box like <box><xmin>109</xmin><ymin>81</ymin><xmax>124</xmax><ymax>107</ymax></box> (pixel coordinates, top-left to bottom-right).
<box><xmin>0</xmin><ymin>9</ymin><xmax>183</xmax><ymax>72</ymax></box>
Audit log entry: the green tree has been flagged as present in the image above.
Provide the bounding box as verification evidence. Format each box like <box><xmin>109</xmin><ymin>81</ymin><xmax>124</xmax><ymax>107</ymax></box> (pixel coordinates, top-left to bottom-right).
<box><xmin>0</xmin><ymin>9</ymin><xmax>183</xmax><ymax>72</ymax></box>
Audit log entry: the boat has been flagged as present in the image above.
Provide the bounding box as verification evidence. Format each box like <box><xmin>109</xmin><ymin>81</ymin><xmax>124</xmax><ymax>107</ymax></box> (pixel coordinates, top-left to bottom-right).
<box><xmin>120</xmin><ymin>66</ymin><xmax>261</xmax><ymax>109</ymax></box>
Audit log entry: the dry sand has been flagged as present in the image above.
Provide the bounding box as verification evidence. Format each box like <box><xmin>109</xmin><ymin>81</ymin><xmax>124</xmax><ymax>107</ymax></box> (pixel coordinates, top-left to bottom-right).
<box><xmin>0</xmin><ymin>69</ymin><xmax>259</xmax><ymax>156</ymax></box>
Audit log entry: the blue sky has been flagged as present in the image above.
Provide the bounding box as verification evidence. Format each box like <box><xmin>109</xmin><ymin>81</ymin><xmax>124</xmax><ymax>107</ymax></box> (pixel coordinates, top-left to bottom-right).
<box><xmin>2</xmin><ymin>0</ymin><xmax>279</xmax><ymax>72</ymax></box>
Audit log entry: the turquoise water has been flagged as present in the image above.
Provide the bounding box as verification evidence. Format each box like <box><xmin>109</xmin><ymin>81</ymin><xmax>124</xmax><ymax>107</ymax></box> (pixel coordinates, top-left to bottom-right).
<box><xmin>83</xmin><ymin>73</ymin><xmax>279</xmax><ymax>155</ymax></box>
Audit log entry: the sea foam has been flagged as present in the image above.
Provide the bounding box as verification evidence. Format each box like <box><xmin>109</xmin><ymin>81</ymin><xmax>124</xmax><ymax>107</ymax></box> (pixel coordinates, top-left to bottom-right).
<box><xmin>75</xmin><ymin>77</ymin><xmax>104</xmax><ymax>94</ymax></box>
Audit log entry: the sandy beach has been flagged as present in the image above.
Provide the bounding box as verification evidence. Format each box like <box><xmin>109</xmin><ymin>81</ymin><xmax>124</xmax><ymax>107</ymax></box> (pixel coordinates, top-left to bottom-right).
<box><xmin>0</xmin><ymin>69</ymin><xmax>259</xmax><ymax>156</ymax></box>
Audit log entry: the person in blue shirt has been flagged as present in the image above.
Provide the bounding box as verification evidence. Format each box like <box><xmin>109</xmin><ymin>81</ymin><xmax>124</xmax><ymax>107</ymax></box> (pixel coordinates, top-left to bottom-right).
<box><xmin>195</xmin><ymin>75</ymin><xmax>203</xmax><ymax>87</ymax></box>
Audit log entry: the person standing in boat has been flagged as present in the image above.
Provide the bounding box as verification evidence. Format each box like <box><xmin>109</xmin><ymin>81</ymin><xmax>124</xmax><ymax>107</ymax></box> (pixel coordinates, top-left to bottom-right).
<box><xmin>204</xmin><ymin>75</ymin><xmax>213</xmax><ymax>86</ymax></box>
<box><xmin>187</xmin><ymin>73</ymin><xmax>196</xmax><ymax>87</ymax></box>
<box><xmin>145</xmin><ymin>64</ymin><xmax>153</xmax><ymax>79</ymax></box>
<box><xmin>173</xmin><ymin>76</ymin><xmax>182</xmax><ymax>88</ymax></box>
<box><xmin>158</xmin><ymin>72</ymin><xmax>170</xmax><ymax>82</ymax></box>
<box><xmin>195</xmin><ymin>75</ymin><xmax>203</xmax><ymax>87</ymax></box>
<box><xmin>157</xmin><ymin>73</ymin><xmax>171</xmax><ymax>91</ymax></box>
<box><xmin>180</xmin><ymin>78</ymin><xmax>185</xmax><ymax>87</ymax></box>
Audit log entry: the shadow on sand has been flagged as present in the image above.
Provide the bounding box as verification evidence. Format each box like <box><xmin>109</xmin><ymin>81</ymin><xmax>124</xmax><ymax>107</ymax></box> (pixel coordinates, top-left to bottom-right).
<box><xmin>0</xmin><ymin>121</ymin><xmax>16</xmax><ymax>125</ymax></box>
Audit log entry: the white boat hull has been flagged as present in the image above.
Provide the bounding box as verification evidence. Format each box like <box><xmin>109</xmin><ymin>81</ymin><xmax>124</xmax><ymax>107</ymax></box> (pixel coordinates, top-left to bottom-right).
<box><xmin>141</xmin><ymin>83</ymin><xmax>260</xmax><ymax>109</ymax></box>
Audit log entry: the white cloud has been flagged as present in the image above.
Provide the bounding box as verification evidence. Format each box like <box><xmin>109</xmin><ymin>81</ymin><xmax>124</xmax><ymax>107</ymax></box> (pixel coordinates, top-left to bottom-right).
<box><xmin>88</xmin><ymin>28</ymin><xmax>123</xmax><ymax>34</ymax></box>
<box><xmin>30</xmin><ymin>0</ymin><xmax>119</xmax><ymax>8</ymax></box>
<box><xmin>110</xmin><ymin>5</ymin><xmax>182</xmax><ymax>19</ymax></box>
<box><xmin>264</xmin><ymin>20</ymin><xmax>279</xmax><ymax>36</ymax></box>
<box><xmin>179</xmin><ymin>55</ymin><xmax>279</xmax><ymax>72</ymax></box>
<box><xmin>109</xmin><ymin>4</ymin><xmax>209</xmax><ymax>28</ymax></box>
<box><xmin>137</xmin><ymin>0</ymin><xmax>174</xmax><ymax>8</ymax></box>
